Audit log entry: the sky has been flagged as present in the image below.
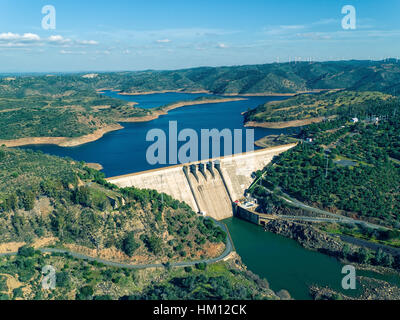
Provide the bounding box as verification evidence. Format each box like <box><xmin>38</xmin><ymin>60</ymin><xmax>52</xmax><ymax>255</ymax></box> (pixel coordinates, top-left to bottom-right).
<box><xmin>0</xmin><ymin>0</ymin><xmax>400</xmax><ymax>72</ymax></box>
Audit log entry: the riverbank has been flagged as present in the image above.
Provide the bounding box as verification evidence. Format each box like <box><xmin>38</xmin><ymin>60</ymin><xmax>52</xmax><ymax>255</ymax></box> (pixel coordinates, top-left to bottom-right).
<box><xmin>0</xmin><ymin>97</ymin><xmax>246</xmax><ymax>148</ymax></box>
<box><xmin>265</xmin><ymin>219</ymin><xmax>400</xmax><ymax>272</ymax></box>
<box><xmin>0</xmin><ymin>124</ymin><xmax>124</xmax><ymax>148</ymax></box>
<box><xmin>255</xmin><ymin>134</ymin><xmax>299</xmax><ymax>148</ymax></box>
<box><xmin>119</xmin><ymin>90</ymin><xmax>211</xmax><ymax>96</ymax></box>
<box><xmin>118</xmin><ymin>97</ymin><xmax>247</xmax><ymax>123</ymax></box>
<box><xmin>99</xmin><ymin>88</ymin><xmax>335</xmax><ymax>97</ymax></box>
<box><xmin>311</xmin><ymin>276</ymin><xmax>400</xmax><ymax>300</ymax></box>
<box><xmin>245</xmin><ymin>117</ymin><xmax>324</xmax><ymax>129</ymax></box>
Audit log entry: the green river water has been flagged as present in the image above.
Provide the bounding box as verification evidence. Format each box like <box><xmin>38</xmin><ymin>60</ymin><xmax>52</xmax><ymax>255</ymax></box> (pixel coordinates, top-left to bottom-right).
<box><xmin>224</xmin><ymin>217</ymin><xmax>400</xmax><ymax>300</ymax></box>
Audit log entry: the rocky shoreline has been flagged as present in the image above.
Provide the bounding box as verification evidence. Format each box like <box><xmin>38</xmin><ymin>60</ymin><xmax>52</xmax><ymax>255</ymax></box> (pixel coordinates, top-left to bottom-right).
<box><xmin>264</xmin><ymin>219</ymin><xmax>400</xmax><ymax>300</ymax></box>
<box><xmin>310</xmin><ymin>276</ymin><xmax>400</xmax><ymax>300</ymax></box>
<box><xmin>0</xmin><ymin>124</ymin><xmax>124</xmax><ymax>148</ymax></box>
<box><xmin>264</xmin><ymin>219</ymin><xmax>344</xmax><ymax>254</ymax></box>
<box><xmin>119</xmin><ymin>97</ymin><xmax>247</xmax><ymax>123</ymax></box>
<box><xmin>0</xmin><ymin>97</ymin><xmax>246</xmax><ymax>148</ymax></box>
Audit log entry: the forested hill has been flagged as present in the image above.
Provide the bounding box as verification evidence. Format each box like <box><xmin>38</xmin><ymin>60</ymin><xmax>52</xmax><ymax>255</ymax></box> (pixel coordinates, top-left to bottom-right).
<box><xmin>0</xmin><ymin>147</ymin><xmax>227</xmax><ymax>263</ymax></box>
<box><xmin>0</xmin><ymin>147</ymin><xmax>280</xmax><ymax>300</ymax></box>
<box><xmin>2</xmin><ymin>59</ymin><xmax>400</xmax><ymax>96</ymax></box>
<box><xmin>105</xmin><ymin>59</ymin><xmax>400</xmax><ymax>95</ymax></box>
<box><xmin>251</xmin><ymin>100</ymin><xmax>400</xmax><ymax>228</ymax></box>
<box><xmin>244</xmin><ymin>91</ymin><xmax>397</xmax><ymax>127</ymax></box>
<box><xmin>1</xmin><ymin>59</ymin><xmax>400</xmax><ymax>141</ymax></box>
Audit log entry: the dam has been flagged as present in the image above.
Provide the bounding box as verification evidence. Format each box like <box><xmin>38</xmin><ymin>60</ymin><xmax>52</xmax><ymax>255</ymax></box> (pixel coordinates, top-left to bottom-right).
<box><xmin>106</xmin><ymin>144</ymin><xmax>296</xmax><ymax>220</ymax></box>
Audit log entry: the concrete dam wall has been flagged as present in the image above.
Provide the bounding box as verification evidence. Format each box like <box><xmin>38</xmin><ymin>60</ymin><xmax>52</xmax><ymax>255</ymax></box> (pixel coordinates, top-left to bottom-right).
<box><xmin>106</xmin><ymin>144</ymin><xmax>295</xmax><ymax>220</ymax></box>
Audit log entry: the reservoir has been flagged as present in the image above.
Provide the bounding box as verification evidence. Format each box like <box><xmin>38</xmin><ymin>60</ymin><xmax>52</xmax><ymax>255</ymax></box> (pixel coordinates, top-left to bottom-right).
<box><xmin>20</xmin><ymin>91</ymin><xmax>399</xmax><ymax>300</ymax></box>
<box><xmin>22</xmin><ymin>92</ymin><xmax>292</xmax><ymax>177</ymax></box>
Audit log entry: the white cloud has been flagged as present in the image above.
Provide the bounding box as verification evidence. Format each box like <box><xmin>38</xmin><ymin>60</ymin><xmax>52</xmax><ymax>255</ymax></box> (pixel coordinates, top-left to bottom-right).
<box><xmin>264</xmin><ymin>25</ymin><xmax>306</xmax><ymax>36</ymax></box>
<box><xmin>217</xmin><ymin>43</ymin><xmax>229</xmax><ymax>49</ymax></box>
<box><xmin>0</xmin><ymin>32</ymin><xmax>41</xmax><ymax>42</ymax></box>
<box><xmin>78</xmin><ymin>40</ymin><xmax>99</xmax><ymax>45</ymax></box>
<box><xmin>0</xmin><ymin>32</ymin><xmax>98</xmax><ymax>48</ymax></box>
<box><xmin>156</xmin><ymin>39</ymin><xmax>171</xmax><ymax>43</ymax></box>
<box><xmin>60</xmin><ymin>50</ymin><xmax>87</xmax><ymax>55</ymax></box>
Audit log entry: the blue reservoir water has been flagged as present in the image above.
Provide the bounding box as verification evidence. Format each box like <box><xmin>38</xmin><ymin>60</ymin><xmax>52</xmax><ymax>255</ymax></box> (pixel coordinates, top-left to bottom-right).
<box><xmin>21</xmin><ymin>93</ymin><xmax>293</xmax><ymax>177</ymax></box>
<box><xmin>102</xmin><ymin>90</ymin><xmax>217</xmax><ymax>109</ymax></box>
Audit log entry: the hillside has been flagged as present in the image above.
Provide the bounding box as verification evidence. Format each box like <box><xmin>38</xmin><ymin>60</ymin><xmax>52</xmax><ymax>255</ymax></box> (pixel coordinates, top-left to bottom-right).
<box><xmin>250</xmin><ymin>101</ymin><xmax>400</xmax><ymax>228</ymax></box>
<box><xmin>91</xmin><ymin>60</ymin><xmax>400</xmax><ymax>95</ymax></box>
<box><xmin>1</xmin><ymin>60</ymin><xmax>400</xmax><ymax>143</ymax></box>
<box><xmin>0</xmin><ymin>147</ymin><xmax>227</xmax><ymax>263</ymax></box>
<box><xmin>0</xmin><ymin>249</ymin><xmax>278</xmax><ymax>300</ymax></box>
<box><xmin>244</xmin><ymin>91</ymin><xmax>395</xmax><ymax>128</ymax></box>
<box><xmin>0</xmin><ymin>147</ymin><xmax>284</xmax><ymax>300</ymax></box>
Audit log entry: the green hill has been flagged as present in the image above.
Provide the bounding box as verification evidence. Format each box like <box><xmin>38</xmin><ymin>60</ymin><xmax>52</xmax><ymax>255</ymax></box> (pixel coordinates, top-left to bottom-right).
<box><xmin>251</xmin><ymin>101</ymin><xmax>400</xmax><ymax>227</ymax></box>
<box><xmin>244</xmin><ymin>91</ymin><xmax>395</xmax><ymax>127</ymax></box>
<box><xmin>0</xmin><ymin>147</ymin><xmax>226</xmax><ymax>260</ymax></box>
<box><xmin>0</xmin><ymin>147</ymin><xmax>282</xmax><ymax>300</ymax></box>
<box><xmin>2</xmin><ymin>60</ymin><xmax>400</xmax><ymax>141</ymax></box>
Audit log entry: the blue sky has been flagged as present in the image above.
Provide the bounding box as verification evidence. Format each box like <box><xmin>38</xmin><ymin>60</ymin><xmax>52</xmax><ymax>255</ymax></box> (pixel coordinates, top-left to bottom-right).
<box><xmin>0</xmin><ymin>0</ymin><xmax>400</xmax><ymax>72</ymax></box>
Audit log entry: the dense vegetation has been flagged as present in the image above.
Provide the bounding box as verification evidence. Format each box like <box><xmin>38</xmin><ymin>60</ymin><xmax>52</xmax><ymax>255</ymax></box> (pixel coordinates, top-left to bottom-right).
<box><xmin>0</xmin><ymin>147</ymin><xmax>280</xmax><ymax>301</ymax></box>
<box><xmin>251</xmin><ymin>100</ymin><xmax>400</xmax><ymax>227</ymax></box>
<box><xmin>0</xmin><ymin>147</ymin><xmax>226</xmax><ymax>263</ymax></box>
<box><xmin>244</xmin><ymin>91</ymin><xmax>394</xmax><ymax>124</ymax></box>
<box><xmin>0</xmin><ymin>248</ymin><xmax>277</xmax><ymax>300</ymax></box>
<box><xmin>83</xmin><ymin>60</ymin><xmax>400</xmax><ymax>95</ymax></box>
<box><xmin>0</xmin><ymin>78</ymin><xmax>150</xmax><ymax>140</ymax></box>
<box><xmin>2</xmin><ymin>59</ymin><xmax>400</xmax><ymax>140</ymax></box>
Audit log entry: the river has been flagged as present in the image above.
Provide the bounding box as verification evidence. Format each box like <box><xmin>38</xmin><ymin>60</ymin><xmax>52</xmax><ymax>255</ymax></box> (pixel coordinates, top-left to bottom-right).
<box><xmin>20</xmin><ymin>91</ymin><xmax>400</xmax><ymax>300</ymax></box>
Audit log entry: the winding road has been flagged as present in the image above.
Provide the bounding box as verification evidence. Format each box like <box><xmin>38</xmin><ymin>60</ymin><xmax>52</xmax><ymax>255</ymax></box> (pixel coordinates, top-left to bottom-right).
<box><xmin>0</xmin><ymin>219</ymin><xmax>235</xmax><ymax>270</ymax></box>
<box><xmin>261</xmin><ymin>183</ymin><xmax>388</xmax><ymax>230</ymax></box>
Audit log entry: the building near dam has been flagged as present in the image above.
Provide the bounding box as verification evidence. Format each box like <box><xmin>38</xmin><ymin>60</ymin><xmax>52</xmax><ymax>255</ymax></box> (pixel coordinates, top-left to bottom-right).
<box><xmin>106</xmin><ymin>144</ymin><xmax>295</xmax><ymax>220</ymax></box>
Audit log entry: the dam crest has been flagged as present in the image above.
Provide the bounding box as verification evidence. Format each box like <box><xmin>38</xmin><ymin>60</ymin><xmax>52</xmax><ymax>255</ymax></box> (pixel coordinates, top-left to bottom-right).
<box><xmin>106</xmin><ymin>144</ymin><xmax>296</xmax><ymax>220</ymax></box>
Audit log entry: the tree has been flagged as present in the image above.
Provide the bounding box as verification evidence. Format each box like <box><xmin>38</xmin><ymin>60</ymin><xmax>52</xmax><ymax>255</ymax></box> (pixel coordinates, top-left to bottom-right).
<box><xmin>5</xmin><ymin>193</ymin><xmax>18</xmax><ymax>211</ymax></box>
<box><xmin>357</xmin><ymin>247</ymin><xmax>372</xmax><ymax>264</ymax></box>
<box><xmin>145</xmin><ymin>235</ymin><xmax>163</xmax><ymax>255</ymax></box>
<box><xmin>342</xmin><ymin>244</ymin><xmax>351</xmax><ymax>260</ymax></box>
<box><xmin>382</xmin><ymin>252</ymin><xmax>394</xmax><ymax>268</ymax></box>
<box><xmin>56</xmin><ymin>272</ymin><xmax>70</xmax><ymax>288</ymax></box>
<box><xmin>76</xmin><ymin>286</ymin><xmax>94</xmax><ymax>300</ymax></box>
<box><xmin>73</xmin><ymin>186</ymin><xmax>91</xmax><ymax>207</ymax></box>
<box><xmin>21</xmin><ymin>191</ymin><xmax>35</xmax><ymax>211</ymax></box>
<box><xmin>195</xmin><ymin>262</ymin><xmax>207</xmax><ymax>271</ymax></box>
<box><xmin>17</xmin><ymin>246</ymin><xmax>35</xmax><ymax>257</ymax></box>
<box><xmin>375</xmin><ymin>249</ymin><xmax>385</xmax><ymax>265</ymax></box>
<box><xmin>122</xmin><ymin>232</ymin><xmax>140</xmax><ymax>257</ymax></box>
<box><xmin>12</xmin><ymin>287</ymin><xmax>23</xmax><ymax>299</ymax></box>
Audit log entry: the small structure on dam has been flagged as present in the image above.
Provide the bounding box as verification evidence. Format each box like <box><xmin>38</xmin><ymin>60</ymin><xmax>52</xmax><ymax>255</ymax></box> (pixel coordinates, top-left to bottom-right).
<box><xmin>106</xmin><ymin>144</ymin><xmax>295</xmax><ymax>220</ymax></box>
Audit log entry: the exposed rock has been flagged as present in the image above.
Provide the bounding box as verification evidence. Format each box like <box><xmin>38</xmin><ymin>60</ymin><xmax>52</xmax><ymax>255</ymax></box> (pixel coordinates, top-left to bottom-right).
<box><xmin>310</xmin><ymin>276</ymin><xmax>400</xmax><ymax>300</ymax></box>
<box><xmin>265</xmin><ymin>219</ymin><xmax>343</xmax><ymax>254</ymax></box>
<box><xmin>277</xmin><ymin>289</ymin><xmax>292</xmax><ymax>300</ymax></box>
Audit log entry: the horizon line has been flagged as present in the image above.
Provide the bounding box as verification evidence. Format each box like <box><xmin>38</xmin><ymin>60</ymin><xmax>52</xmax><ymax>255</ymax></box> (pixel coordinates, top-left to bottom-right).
<box><xmin>0</xmin><ymin>58</ymin><xmax>399</xmax><ymax>75</ymax></box>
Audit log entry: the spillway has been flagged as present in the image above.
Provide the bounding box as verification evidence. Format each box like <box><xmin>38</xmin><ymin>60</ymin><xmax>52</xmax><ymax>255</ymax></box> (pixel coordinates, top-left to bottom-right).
<box><xmin>106</xmin><ymin>144</ymin><xmax>295</xmax><ymax>220</ymax></box>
